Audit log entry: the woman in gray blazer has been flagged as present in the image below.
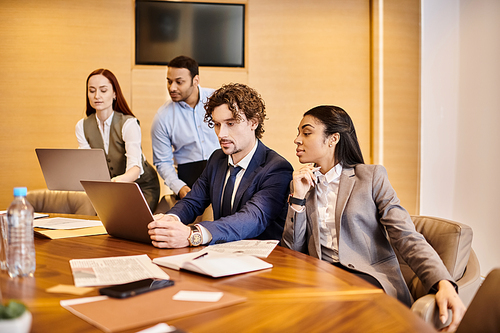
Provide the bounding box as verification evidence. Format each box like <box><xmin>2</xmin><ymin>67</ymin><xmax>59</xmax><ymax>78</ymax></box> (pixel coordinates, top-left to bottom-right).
<box><xmin>282</xmin><ymin>105</ymin><xmax>465</xmax><ymax>332</ymax></box>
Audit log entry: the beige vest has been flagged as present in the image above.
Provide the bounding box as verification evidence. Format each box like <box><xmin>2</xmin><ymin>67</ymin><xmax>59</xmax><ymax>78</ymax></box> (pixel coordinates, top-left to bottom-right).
<box><xmin>82</xmin><ymin>112</ymin><xmax>154</xmax><ymax>184</ymax></box>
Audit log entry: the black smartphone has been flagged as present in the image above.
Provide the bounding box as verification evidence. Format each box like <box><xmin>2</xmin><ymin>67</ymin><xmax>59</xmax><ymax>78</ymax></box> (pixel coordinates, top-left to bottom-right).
<box><xmin>99</xmin><ymin>279</ymin><xmax>174</xmax><ymax>298</ymax></box>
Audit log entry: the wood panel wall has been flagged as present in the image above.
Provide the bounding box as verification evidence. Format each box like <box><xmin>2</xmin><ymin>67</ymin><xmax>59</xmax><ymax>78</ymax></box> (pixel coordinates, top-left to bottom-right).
<box><xmin>0</xmin><ymin>0</ymin><xmax>420</xmax><ymax>215</ymax></box>
<box><xmin>0</xmin><ymin>0</ymin><xmax>134</xmax><ymax>207</ymax></box>
<box><xmin>372</xmin><ymin>0</ymin><xmax>421</xmax><ymax>213</ymax></box>
<box><xmin>246</xmin><ymin>0</ymin><xmax>371</xmax><ymax>172</ymax></box>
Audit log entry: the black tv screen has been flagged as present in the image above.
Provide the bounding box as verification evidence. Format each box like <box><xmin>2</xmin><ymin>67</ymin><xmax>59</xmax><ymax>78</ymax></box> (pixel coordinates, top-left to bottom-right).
<box><xmin>135</xmin><ymin>1</ymin><xmax>245</xmax><ymax>67</ymax></box>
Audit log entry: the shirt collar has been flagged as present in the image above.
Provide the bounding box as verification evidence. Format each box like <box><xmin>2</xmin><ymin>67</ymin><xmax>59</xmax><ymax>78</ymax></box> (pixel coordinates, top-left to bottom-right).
<box><xmin>315</xmin><ymin>163</ymin><xmax>343</xmax><ymax>185</ymax></box>
<box><xmin>178</xmin><ymin>87</ymin><xmax>201</xmax><ymax>109</ymax></box>
<box><xmin>97</xmin><ymin>112</ymin><xmax>114</xmax><ymax>131</ymax></box>
<box><xmin>104</xmin><ymin>112</ymin><xmax>114</xmax><ymax>126</ymax></box>
<box><xmin>228</xmin><ymin>139</ymin><xmax>259</xmax><ymax>170</ymax></box>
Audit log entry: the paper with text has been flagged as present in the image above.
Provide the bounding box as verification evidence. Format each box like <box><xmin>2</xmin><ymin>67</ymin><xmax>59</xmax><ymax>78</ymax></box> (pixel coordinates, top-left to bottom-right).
<box><xmin>0</xmin><ymin>210</ymin><xmax>48</xmax><ymax>219</ymax></box>
<box><xmin>34</xmin><ymin>217</ymin><xmax>103</xmax><ymax>229</ymax></box>
<box><xmin>207</xmin><ymin>239</ymin><xmax>279</xmax><ymax>258</ymax></box>
<box><xmin>70</xmin><ymin>254</ymin><xmax>170</xmax><ymax>287</ymax></box>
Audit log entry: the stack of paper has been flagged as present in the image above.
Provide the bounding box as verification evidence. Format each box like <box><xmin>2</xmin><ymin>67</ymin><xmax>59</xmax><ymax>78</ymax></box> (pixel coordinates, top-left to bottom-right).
<box><xmin>0</xmin><ymin>211</ymin><xmax>48</xmax><ymax>219</ymax></box>
<box><xmin>33</xmin><ymin>217</ymin><xmax>107</xmax><ymax>239</ymax></box>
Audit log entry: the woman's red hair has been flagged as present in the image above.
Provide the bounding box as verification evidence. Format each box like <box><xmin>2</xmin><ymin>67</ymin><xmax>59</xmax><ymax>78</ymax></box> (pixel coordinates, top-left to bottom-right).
<box><xmin>85</xmin><ymin>69</ymin><xmax>134</xmax><ymax>117</ymax></box>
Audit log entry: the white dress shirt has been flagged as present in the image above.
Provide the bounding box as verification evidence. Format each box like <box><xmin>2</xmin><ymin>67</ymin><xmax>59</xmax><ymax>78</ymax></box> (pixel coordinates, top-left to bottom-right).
<box><xmin>223</xmin><ymin>139</ymin><xmax>259</xmax><ymax>209</ymax></box>
<box><xmin>75</xmin><ymin>112</ymin><xmax>144</xmax><ymax>175</ymax></box>
<box><xmin>174</xmin><ymin>140</ymin><xmax>260</xmax><ymax>245</ymax></box>
<box><xmin>315</xmin><ymin>163</ymin><xmax>343</xmax><ymax>263</ymax></box>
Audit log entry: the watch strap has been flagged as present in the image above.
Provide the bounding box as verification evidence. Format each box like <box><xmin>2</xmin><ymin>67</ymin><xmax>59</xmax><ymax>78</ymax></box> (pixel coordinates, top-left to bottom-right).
<box><xmin>288</xmin><ymin>195</ymin><xmax>306</xmax><ymax>206</ymax></box>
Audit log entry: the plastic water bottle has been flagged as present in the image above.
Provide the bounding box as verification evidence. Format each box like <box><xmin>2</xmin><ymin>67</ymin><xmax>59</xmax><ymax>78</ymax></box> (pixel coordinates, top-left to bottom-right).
<box><xmin>6</xmin><ymin>187</ymin><xmax>36</xmax><ymax>278</ymax></box>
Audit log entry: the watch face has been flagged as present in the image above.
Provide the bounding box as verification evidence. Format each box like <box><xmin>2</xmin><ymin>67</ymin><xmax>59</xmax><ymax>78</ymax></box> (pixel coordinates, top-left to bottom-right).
<box><xmin>190</xmin><ymin>232</ymin><xmax>202</xmax><ymax>246</ymax></box>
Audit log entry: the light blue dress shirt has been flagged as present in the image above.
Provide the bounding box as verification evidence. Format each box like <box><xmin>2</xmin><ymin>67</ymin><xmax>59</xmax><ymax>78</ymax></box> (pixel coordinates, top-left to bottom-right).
<box><xmin>151</xmin><ymin>86</ymin><xmax>220</xmax><ymax>194</ymax></box>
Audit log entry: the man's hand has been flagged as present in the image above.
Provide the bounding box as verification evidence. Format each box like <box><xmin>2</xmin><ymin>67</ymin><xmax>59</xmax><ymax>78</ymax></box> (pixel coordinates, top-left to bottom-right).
<box><xmin>435</xmin><ymin>280</ymin><xmax>466</xmax><ymax>332</ymax></box>
<box><xmin>178</xmin><ymin>186</ymin><xmax>191</xmax><ymax>199</ymax></box>
<box><xmin>148</xmin><ymin>214</ymin><xmax>191</xmax><ymax>248</ymax></box>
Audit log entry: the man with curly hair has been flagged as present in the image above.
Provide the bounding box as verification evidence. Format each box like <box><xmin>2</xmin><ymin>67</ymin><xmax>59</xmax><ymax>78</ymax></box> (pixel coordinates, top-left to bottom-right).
<box><xmin>148</xmin><ymin>83</ymin><xmax>293</xmax><ymax>248</ymax></box>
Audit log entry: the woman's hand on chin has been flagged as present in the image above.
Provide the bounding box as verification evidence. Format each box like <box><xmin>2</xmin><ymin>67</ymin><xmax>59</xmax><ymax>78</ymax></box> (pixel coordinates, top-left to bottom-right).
<box><xmin>292</xmin><ymin>164</ymin><xmax>320</xmax><ymax>198</ymax></box>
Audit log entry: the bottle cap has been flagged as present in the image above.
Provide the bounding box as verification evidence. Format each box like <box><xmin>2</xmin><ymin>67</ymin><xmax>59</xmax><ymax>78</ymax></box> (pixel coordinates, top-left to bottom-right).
<box><xmin>13</xmin><ymin>187</ymin><xmax>27</xmax><ymax>197</ymax></box>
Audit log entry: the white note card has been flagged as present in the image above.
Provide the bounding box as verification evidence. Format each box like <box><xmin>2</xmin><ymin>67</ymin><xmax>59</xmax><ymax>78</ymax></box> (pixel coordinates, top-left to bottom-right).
<box><xmin>172</xmin><ymin>290</ymin><xmax>223</xmax><ymax>302</ymax></box>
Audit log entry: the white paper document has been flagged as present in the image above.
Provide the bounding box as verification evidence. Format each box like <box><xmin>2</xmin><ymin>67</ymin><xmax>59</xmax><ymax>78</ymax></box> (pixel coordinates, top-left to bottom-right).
<box><xmin>60</xmin><ymin>295</ymin><xmax>109</xmax><ymax>307</ymax></box>
<box><xmin>207</xmin><ymin>239</ymin><xmax>279</xmax><ymax>258</ymax></box>
<box><xmin>70</xmin><ymin>254</ymin><xmax>170</xmax><ymax>287</ymax></box>
<box><xmin>151</xmin><ymin>252</ymin><xmax>204</xmax><ymax>271</ymax></box>
<box><xmin>34</xmin><ymin>217</ymin><xmax>103</xmax><ymax>229</ymax></box>
<box><xmin>172</xmin><ymin>290</ymin><xmax>223</xmax><ymax>302</ymax></box>
<box><xmin>153</xmin><ymin>251</ymin><xmax>272</xmax><ymax>278</ymax></box>
<box><xmin>0</xmin><ymin>211</ymin><xmax>48</xmax><ymax>219</ymax></box>
<box><xmin>136</xmin><ymin>323</ymin><xmax>178</xmax><ymax>333</ymax></box>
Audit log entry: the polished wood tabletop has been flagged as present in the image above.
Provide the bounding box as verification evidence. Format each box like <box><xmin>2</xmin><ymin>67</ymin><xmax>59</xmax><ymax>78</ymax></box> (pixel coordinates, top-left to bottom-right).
<box><xmin>0</xmin><ymin>220</ymin><xmax>436</xmax><ymax>333</ymax></box>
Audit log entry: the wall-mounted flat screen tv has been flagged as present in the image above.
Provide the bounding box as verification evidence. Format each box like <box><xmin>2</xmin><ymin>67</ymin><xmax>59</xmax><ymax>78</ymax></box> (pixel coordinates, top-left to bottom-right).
<box><xmin>135</xmin><ymin>1</ymin><xmax>245</xmax><ymax>67</ymax></box>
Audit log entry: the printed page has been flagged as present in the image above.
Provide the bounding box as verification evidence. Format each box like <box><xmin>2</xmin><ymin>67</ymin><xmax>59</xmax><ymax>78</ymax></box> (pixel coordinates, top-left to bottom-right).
<box><xmin>0</xmin><ymin>210</ymin><xmax>48</xmax><ymax>219</ymax></box>
<box><xmin>70</xmin><ymin>254</ymin><xmax>170</xmax><ymax>287</ymax></box>
<box><xmin>34</xmin><ymin>217</ymin><xmax>103</xmax><ymax>229</ymax></box>
<box><xmin>206</xmin><ymin>240</ymin><xmax>279</xmax><ymax>258</ymax></box>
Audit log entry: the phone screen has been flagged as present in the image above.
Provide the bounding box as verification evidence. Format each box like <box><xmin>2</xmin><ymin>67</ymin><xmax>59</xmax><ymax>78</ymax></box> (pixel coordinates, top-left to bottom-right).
<box><xmin>99</xmin><ymin>279</ymin><xmax>174</xmax><ymax>298</ymax></box>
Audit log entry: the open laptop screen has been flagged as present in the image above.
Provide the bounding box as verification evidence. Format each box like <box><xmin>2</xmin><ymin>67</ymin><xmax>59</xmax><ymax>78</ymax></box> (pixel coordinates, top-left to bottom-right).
<box><xmin>36</xmin><ymin>148</ymin><xmax>111</xmax><ymax>191</ymax></box>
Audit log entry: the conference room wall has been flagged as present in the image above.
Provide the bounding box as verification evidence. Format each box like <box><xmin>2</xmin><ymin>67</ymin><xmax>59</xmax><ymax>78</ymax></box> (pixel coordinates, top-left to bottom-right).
<box><xmin>0</xmin><ymin>0</ymin><xmax>419</xmax><ymax>216</ymax></box>
<box><xmin>421</xmin><ymin>0</ymin><xmax>500</xmax><ymax>276</ymax></box>
<box><xmin>0</xmin><ymin>0</ymin><xmax>134</xmax><ymax>209</ymax></box>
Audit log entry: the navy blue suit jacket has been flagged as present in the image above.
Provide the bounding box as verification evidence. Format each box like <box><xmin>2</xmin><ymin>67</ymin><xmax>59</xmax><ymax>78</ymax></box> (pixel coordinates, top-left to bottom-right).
<box><xmin>167</xmin><ymin>140</ymin><xmax>293</xmax><ymax>244</ymax></box>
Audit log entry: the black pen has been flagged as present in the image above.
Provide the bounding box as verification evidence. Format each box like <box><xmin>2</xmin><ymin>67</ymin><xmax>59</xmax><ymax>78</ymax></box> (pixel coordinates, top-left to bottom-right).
<box><xmin>192</xmin><ymin>252</ymin><xmax>208</xmax><ymax>260</ymax></box>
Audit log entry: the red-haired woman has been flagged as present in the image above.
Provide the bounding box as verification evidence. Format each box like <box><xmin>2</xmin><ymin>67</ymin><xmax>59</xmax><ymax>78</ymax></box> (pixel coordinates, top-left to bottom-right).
<box><xmin>75</xmin><ymin>68</ymin><xmax>160</xmax><ymax>211</ymax></box>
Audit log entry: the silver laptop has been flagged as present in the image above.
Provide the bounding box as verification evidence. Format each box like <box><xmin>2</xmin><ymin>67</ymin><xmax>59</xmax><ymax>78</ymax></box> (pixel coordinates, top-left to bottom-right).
<box><xmin>80</xmin><ymin>180</ymin><xmax>154</xmax><ymax>244</ymax></box>
<box><xmin>36</xmin><ymin>148</ymin><xmax>111</xmax><ymax>191</ymax></box>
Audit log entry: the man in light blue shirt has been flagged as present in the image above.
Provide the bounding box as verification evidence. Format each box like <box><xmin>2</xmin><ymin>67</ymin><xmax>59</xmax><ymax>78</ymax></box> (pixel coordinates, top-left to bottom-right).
<box><xmin>151</xmin><ymin>56</ymin><xmax>220</xmax><ymax>199</ymax></box>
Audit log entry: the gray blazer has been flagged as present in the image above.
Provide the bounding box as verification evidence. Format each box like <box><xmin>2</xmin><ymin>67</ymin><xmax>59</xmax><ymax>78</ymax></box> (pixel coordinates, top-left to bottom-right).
<box><xmin>282</xmin><ymin>164</ymin><xmax>453</xmax><ymax>307</ymax></box>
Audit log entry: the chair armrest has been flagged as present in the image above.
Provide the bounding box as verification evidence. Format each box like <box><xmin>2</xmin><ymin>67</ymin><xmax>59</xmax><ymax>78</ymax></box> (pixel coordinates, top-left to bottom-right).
<box><xmin>411</xmin><ymin>250</ymin><xmax>481</xmax><ymax>330</ymax></box>
<box><xmin>411</xmin><ymin>294</ymin><xmax>452</xmax><ymax>330</ymax></box>
<box><xmin>455</xmin><ymin>249</ymin><xmax>481</xmax><ymax>307</ymax></box>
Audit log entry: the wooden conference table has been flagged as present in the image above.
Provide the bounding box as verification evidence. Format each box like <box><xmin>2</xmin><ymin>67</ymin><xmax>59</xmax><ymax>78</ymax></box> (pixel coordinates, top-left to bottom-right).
<box><xmin>0</xmin><ymin>216</ymin><xmax>436</xmax><ymax>333</ymax></box>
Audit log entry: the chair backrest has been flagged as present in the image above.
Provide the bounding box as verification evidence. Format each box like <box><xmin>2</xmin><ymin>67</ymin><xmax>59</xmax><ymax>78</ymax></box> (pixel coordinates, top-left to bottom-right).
<box><xmin>27</xmin><ymin>189</ymin><xmax>96</xmax><ymax>216</ymax></box>
<box><xmin>456</xmin><ymin>268</ymin><xmax>500</xmax><ymax>333</ymax></box>
<box><xmin>398</xmin><ymin>215</ymin><xmax>473</xmax><ymax>300</ymax></box>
